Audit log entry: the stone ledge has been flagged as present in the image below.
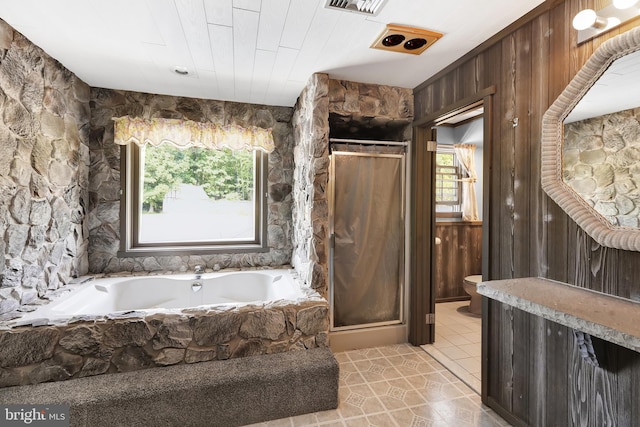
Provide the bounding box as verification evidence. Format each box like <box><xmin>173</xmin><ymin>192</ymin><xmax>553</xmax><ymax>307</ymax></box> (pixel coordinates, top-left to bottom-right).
<box><xmin>478</xmin><ymin>277</ymin><xmax>640</xmax><ymax>352</ymax></box>
<box><xmin>0</xmin><ymin>347</ymin><xmax>339</xmax><ymax>427</ymax></box>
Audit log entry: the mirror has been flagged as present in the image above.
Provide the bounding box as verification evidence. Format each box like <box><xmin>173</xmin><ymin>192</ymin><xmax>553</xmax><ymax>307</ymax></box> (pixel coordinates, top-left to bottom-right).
<box><xmin>542</xmin><ymin>27</ymin><xmax>640</xmax><ymax>251</ymax></box>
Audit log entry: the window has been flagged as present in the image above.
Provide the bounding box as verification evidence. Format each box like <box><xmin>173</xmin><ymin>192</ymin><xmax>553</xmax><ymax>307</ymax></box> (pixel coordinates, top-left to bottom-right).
<box><xmin>435</xmin><ymin>148</ymin><xmax>462</xmax><ymax>216</ymax></box>
<box><xmin>120</xmin><ymin>143</ymin><xmax>268</xmax><ymax>255</ymax></box>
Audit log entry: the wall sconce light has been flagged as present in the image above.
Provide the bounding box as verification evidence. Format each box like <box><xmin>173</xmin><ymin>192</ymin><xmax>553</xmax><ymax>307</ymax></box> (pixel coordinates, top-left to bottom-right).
<box><xmin>573</xmin><ymin>1</ymin><xmax>640</xmax><ymax>44</ymax></box>
<box><xmin>572</xmin><ymin>9</ymin><xmax>608</xmax><ymax>31</ymax></box>
<box><xmin>613</xmin><ymin>0</ymin><xmax>639</xmax><ymax>9</ymax></box>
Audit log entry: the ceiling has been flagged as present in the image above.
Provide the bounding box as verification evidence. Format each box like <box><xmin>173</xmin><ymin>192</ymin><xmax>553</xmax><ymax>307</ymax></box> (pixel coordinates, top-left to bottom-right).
<box><xmin>0</xmin><ymin>0</ymin><xmax>544</xmax><ymax>107</ymax></box>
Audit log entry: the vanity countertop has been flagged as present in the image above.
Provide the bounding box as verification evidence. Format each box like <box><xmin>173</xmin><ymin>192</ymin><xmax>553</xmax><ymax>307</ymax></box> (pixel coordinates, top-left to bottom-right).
<box><xmin>477</xmin><ymin>277</ymin><xmax>640</xmax><ymax>352</ymax></box>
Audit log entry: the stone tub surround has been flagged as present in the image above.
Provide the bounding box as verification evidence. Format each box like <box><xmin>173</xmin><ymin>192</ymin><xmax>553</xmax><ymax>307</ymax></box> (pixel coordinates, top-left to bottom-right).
<box><xmin>477</xmin><ymin>277</ymin><xmax>640</xmax><ymax>352</ymax></box>
<box><xmin>88</xmin><ymin>88</ymin><xmax>295</xmax><ymax>274</ymax></box>
<box><xmin>0</xmin><ymin>19</ymin><xmax>90</xmax><ymax>317</ymax></box>
<box><xmin>0</xmin><ymin>286</ymin><xmax>329</xmax><ymax>388</ymax></box>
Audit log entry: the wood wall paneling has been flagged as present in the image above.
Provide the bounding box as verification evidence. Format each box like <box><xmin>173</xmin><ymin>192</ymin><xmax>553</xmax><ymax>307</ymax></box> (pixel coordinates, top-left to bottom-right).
<box><xmin>528</xmin><ymin>14</ymin><xmax>550</xmax><ymax>425</ymax></box>
<box><xmin>434</xmin><ymin>221</ymin><xmax>482</xmax><ymax>301</ymax></box>
<box><xmin>413</xmin><ymin>0</ymin><xmax>640</xmax><ymax>425</ymax></box>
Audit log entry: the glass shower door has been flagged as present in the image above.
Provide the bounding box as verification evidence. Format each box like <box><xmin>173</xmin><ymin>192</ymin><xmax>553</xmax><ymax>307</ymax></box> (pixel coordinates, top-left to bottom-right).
<box><xmin>330</xmin><ymin>149</ymin><xmax>405</xmax><ymax>330</ymax></box>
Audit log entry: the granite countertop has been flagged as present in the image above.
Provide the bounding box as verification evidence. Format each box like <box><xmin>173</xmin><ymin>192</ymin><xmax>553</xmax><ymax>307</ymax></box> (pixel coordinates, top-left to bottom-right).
<box><xmin>477</xmin><ymin>277</ymin><xmax>640</xmax><ymax>353</ymax></box>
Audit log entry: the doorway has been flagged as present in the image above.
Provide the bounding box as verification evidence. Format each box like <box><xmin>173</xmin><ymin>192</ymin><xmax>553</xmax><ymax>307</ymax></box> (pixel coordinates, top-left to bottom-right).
<box><xmin>426</xmin><ymin>109</ymin><xmax>485</xmax><ymax>394</ymax></box>
<box><xmin>410</xmin><ymin>87</ymin><xmax>494</xmax><ymax>394</ymax></box>
<box><xmin>409</xmin><ymin>88</ymin><xmax>494</xmax><ymax>344</ymax></box>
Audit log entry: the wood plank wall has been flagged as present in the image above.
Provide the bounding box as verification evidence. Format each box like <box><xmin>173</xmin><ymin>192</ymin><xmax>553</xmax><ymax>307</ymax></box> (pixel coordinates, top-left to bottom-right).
<box><xmin>414</xmin><ymin>1</ymin><xmax>640</xmax><ymax>425</ymax></box>
<box><xmin>434</xmin><ymin>221</ymin><xmax>482</xmax><ymax>301</ymax></box>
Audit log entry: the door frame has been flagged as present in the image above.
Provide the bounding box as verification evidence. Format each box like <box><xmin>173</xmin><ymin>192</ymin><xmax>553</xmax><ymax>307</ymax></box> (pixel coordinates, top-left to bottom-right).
<box><xmin>409</xmin><ymin>86</ymin><xmax>495</xmax><ymax>349</ymax></box>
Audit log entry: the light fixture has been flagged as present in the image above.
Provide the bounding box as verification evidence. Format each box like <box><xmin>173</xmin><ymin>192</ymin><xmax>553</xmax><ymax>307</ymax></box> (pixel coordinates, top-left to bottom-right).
<box><xmin>613</xmin><ymin>0</ymin><xmax>639</xmax><ymax>9</ymax></box>
<box><xmin>371</xmin><ymin>24</ymin><xmax>443</xmax><ymax>55</ymax></box>
<box><xmin>572</xmin><ymin>9</ymin><xmax>607</xmax><ymax>30</ymax></box>
<box><xmin>573</xmin><ymin>2</ymin><xmax>640</xmax><ymax>44</ymax></box>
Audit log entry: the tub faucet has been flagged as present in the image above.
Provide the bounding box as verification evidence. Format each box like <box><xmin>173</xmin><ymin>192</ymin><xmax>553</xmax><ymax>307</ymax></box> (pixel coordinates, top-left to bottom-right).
<box><xmin>192</xmin><ymin>265</ymin><xmax>204</xmax><ymax>293</ymax></box>
<box><xmin>194</xmin><ymin>265</ymin><xmax>204</xmax><ymax>280</ymax></box>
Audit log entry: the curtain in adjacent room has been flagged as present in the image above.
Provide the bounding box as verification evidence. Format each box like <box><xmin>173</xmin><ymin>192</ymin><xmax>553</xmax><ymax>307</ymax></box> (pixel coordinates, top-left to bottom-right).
<box><xmin>454</xmin><ymin>143</ymin><xmax>479</xmax><ymax>221</ymax></box>
<box><xmin>112</xmin><ymin>116</ymin><xmax>274</xmax><ymax>152</ymax></box>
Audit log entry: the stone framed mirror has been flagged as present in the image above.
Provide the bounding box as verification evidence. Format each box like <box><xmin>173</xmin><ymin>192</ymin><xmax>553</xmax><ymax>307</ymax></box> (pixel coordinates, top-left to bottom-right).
<box><xmin>542</xmin><ymin>27</ymin><xmax>640</xmax><ymax>251</ymax></box>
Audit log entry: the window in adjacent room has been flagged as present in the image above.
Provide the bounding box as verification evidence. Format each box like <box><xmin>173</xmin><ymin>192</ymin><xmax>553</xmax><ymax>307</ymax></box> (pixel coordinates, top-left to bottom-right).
<box><xmin>435</xmin><ymin>146</ymin><xmax>462</xmax><ymax>217</ymax></box>
<box><xmin>114</xmin><ymin>117</ymin><xmax>272</xmax><ymax>255</ymax></box>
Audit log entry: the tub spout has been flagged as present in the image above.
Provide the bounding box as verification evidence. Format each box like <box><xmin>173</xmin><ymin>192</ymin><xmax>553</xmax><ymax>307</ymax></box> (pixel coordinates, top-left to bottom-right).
<box><xmin>192</xmin><ymin>265</ymin><xmax>204</xmax><ymax>292</ymax></box>
<box><xmin>194</xmin><ymin>265</ymin><xmax>204</xmax><ymax>280</ymax></box>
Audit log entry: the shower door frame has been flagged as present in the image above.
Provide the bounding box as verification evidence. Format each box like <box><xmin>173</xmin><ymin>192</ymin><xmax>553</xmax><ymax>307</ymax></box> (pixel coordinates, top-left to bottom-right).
<box><xmin>328</xmin><ymin>139</ymin><xmax>411</xmax><ymax>333</ymax></box>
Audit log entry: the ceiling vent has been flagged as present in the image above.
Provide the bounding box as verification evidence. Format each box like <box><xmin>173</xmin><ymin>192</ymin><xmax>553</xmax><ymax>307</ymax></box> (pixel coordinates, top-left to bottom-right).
<box><xmin>371</xmin><ymin>24</ymin><xmax>443</xmax><ymax>55</ymax></box>
<box><xmin>324</xmin><ymin>0</ymin><xmax>388</xmax><ymax>16</ymax></box>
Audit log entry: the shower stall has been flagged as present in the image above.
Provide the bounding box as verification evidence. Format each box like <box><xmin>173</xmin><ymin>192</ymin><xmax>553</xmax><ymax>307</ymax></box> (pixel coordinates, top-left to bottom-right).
<box><xmin>328</xmin><ymin>139</ymin><xmax>410</xmax><ymax>350</ymax></box>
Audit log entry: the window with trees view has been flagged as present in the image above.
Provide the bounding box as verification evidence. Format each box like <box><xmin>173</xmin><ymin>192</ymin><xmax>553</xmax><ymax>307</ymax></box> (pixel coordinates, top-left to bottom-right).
<box><xmin>435</xmin><ymin>149</ymin><xmax>462</xmax><ymax>214</ymax></box>
<box><xmin>121</xmin><ymin>143</ymin><xmax>267</xmax><ymax>255</ymax></box>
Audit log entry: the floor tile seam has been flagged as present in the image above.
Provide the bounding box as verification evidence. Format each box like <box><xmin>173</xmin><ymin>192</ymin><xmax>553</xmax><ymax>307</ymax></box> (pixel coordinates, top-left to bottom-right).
<box><xmin>336</xmin><ymin>413</ymin><xmax>403</xmax><ymax>427</ymax></box>
<box><xmin>337</xmin><ymin>407</ymin><xmax>402</xmax><ymax>420</ymax></box>
<box><xmin>361</xmin><ymin>373</ymin><xmax>457</xmax><ymax>392</ymax></box>
<box><xmin>437</xmin><ymin>346</ymin><xmax>474</xmax><ymax>359</ymax></box>
<box><xmin>422</xmin><ymin>371</ymin><xmax>478</xmax><ymax>394</ymax></box>
<box><xmin>421</xmin><ymin>356</ymin><xmax>481</xmax><ymax>395</ymax></box>
<box><xmin>340</xmin><ymin>414</ymin><xmax>403</xmax><ymax>427</ymax></box>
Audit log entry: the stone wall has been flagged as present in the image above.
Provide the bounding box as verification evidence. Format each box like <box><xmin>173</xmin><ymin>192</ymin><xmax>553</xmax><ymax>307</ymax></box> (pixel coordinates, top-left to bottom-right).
<box><xmin>89</xmin><ymin>89</ymin><xmax>294</xmax><ymax>273</ymax></box>
<box><xmin>291</xmin><ymin>74</ymin><xmax>330</xmax><ymax>297</ymax></box>
<box><xmin>564</xmin><ymin>107</ymin><xmax>640</xmax><ymax>227</ymax></box>
<box><xmin>0</xmin><ymin>299</ymin><xmax>328</xmax><ymax>387</ymax></box>
<box><xmin>291</xmin><ymin>74</ymin><xmax>413</xmax><ymax>298</ymax></box>
<box><xmin>0</xmin><ymin>19</ymin><xmax>90</xmax><ymax>318</ymax></box>
<box><xmin>328</xmin><ymin>79</ymin><xmax>413</xmax><ymax>142</ymax></box>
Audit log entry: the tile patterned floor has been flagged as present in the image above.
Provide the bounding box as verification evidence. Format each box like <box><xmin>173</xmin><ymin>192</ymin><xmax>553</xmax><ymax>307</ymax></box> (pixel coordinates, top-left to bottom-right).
<box><xmin>421</xmin><ymin>301</ymin><xmax>483</xmax><ymax>394</ymax></box>
<box><xmin>245</xmin><ymin>343</ymin><xmax>509</xmax><ymax>426</ymax></box>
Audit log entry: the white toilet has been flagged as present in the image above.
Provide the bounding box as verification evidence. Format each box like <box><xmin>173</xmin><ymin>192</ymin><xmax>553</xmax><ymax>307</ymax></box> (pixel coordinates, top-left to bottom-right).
<box><xmin>463</xmin><ymin>275</ymin><xmax>483</xmax><ymax>315</ymax></box>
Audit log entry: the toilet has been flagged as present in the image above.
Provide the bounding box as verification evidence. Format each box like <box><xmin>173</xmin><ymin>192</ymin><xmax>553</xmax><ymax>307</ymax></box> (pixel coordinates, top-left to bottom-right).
<box><xmin>463</xmin><ymin>275</ymin><xmax>483</xmax><ymax>315</ymax></box>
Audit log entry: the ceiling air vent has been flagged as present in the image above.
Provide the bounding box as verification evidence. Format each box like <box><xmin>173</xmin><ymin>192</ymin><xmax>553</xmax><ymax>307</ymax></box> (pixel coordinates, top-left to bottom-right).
<box><xmin>325</xmin><ymin>0</ymin><xmax>388</xmax><ymax>16</ymax></box>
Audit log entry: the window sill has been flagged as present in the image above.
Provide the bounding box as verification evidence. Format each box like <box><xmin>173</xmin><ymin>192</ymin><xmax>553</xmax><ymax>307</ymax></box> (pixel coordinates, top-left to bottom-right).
<box><xmin>118</xmin><ymin>244</ymin><xmax>270</xmax><ymax>258</ymax></box>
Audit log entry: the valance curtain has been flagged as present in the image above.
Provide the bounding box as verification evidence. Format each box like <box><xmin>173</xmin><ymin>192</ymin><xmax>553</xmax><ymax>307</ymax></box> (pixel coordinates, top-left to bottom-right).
<box><xmin>453</xmin><ymin>143</ymin><xmax>479</xmax><ymax>221</ymax></box>
<box><xmin>112</xmin><ymin>116</ymin><xmax>274</xmax><ymax>153</ymax></box>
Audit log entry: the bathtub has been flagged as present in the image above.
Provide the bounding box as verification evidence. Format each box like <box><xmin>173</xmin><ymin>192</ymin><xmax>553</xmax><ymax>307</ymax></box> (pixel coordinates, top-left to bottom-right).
<box><xmin>14</xmin><ymin>268</ymin><xmax>304</xmax><ymax>326</ymax></box>
<box><xmin>1</xmin><ymin>268</ymin><xmax>330</xmax><ymax>389</ymax></box>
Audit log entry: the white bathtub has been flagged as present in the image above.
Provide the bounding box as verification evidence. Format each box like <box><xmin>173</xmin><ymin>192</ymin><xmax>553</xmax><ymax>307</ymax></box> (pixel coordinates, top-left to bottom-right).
<box><xmin>15</xmin><ymin>269</ymin><xmax>303</xmax><ymax>326</ymax></box>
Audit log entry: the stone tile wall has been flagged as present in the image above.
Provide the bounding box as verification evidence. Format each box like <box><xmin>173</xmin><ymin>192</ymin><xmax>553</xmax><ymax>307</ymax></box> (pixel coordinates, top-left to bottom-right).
<box><xmin>291</xmin><ymin>74</ymin><xmax>413</xmax><ymax>298</ymax></box>
<box><xmin>564</xmin><ymin>107</ymin><xmax>640</xmax><ymax>227</ymax></box>
<box><xmin>0</xmin><ymin>299</ymin><xmax>328</xmax><ymax>387</ymax></box>
<box><xmin>291</xmin><ymin>74</ymin><xmax>330</xmax><ymax>297</ymax></box>
<box><xmin>88</xmin><ymin>89</ymin><xmax>295</xmax><ymax>273</ymax></box>
<box><xmin>0</xmin><ymin>19</ymin><xmax>90</xmax><ymax>318</ymax></box>
<box><xmin>328</xmin><ymin>79</ymin><xmax>413</xmax><ymax>142</ymax></box>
